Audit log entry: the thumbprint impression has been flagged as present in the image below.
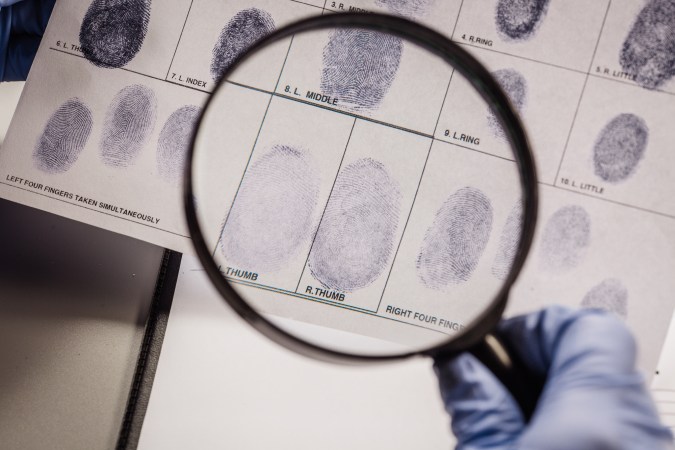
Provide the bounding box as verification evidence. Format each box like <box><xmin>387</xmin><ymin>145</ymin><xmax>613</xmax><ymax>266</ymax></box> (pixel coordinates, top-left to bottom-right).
<box><xmin>308</xmin><ymin>158</ymin><xmax>402</xmax><ymax>292</ymax></box>
<box><xmin>620</xmin><ymin>0</ymin><xmax>675</xmax><ymax>90</ymax></box>
<box><xmin>495</xmin><ymin>0</ymin><xmax>550</xmax><ymax>41</ymax></box>
<box><xmin>100</xmin><ymin>84</ymin><xmax>157</xmax><ymax>168</ymax></box>
<box><xmin>80</xmin><ymin>0</ymin><xmax>151</xmax><ymax>68</ymax></box>
<box><xmin>492</xmin><ymin>201</ymin><xmax>523</xmax><ymax>280</ymax></box>
<box><xmin>593</xmin><ymin>113</ymin><xmax>648</xmax><ymax>184</ymax></box>
<box><xmin>210</xmin><ymin>8</ymin><xmax>276</xmax><ymax>82</ymax></box>
<box><xmin>487</xmin><ymin>68</ymin><xmax>527</xmax><ymax>139</ymax></box>
<box><xmin>156</xmin><ymin>105</ymin><xmax>201</xmax><ymax>184</ymax></box>
<box><xmin>321</xmin><ymin>29</ymin><xmax>402</xmax><ymax>112</ymax></box>
<box><xmin>221</xmin><ymin>145</ymin><xmax>320</xmax><ymax>273</ymax></box>
<box><xmin>33</xmin><ymin>98</ymin><xmax>93</xmax><ymax>174</ymax></box>
<box><xmin>417</xmin><ymin>187</ymin><xmax>494</xmax><ymax>289</ymax></box>
<box><xmin>581</xmin><ymin>278</ymin><xmax>628</xmax><ymax>319</ymax></box>
<box><xmin>539</xmin><ymin>205</ymin><xmax>591</xmax><ymax>273</ymax></box>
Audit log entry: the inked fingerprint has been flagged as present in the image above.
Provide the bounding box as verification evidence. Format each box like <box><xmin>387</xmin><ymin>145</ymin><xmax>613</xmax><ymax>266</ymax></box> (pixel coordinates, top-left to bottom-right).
<box><xmin>487</xmin><ymin>68</ymin><xmax>527</xmax><ymax>140</ymax></box>
<box><xmin>495</xmin><ymin>0</ymin><xmax>550</xmax><ymax>41</ymax></box>
<box><xmin>156</xmin><ymin>105</ymin><xmax>201</xmax><ymax>184</ymax></box>
<box><xmin>100</xmin><ymin>84</ymin><xmax>157</xmax><ymax>168</ymax></box>
<box><xmin>620</xmin><ymin>0</ymin><xmax>675</xmax><ymax>90</ymax></box>
<box><xmin>417</xmin><ymin>187</ymin><xmax>493</xmax><ymax>289</ymax></box>
<box><xmin>221</xmin><ymin>145</ymin><xmax>319</xmax><ymax>273</ymax></box>
<box><xmin>581</xmin><ymin>278</ymin><xmax>628</xmax><ymax>319</ymax></box>
<box><xmin>593</xmin><ymin>113</ymin><xmax>648</xmax><ymax>184</ymax></box>
<box><xmin>539</xmin><ymin>205</ymin><xmax>591</xmax><ymax>273</ymax></box>
<box><xmin>321</xmin><ymin>29</ymin><xmax>402</xmax><ymax>112</ymax></box>
<box><xmin>80</xmin><ymin>0</ymin><xmax>151</xmax><ymax>68</ymax></box>
<box><xmin>375</xmin><ymin>0</ymin><xmax>435</xmax><ymax>17</ymax></box>
<box><xmin>210</xmin><ymin>8</ymin><xmax>276</xmax><ymax>82</ymax></box>
<box><xmin>33</xmin><ymin>98</ymin><xmax>93</xmax><ymax>174</ymax></box>
<box><xmin>308</xmin><ymin>158</ymin><xmax>402</xmax><ymax>292</ymax></box>
<box><xmin>492</xmin><ymin>201</ymin><xmax>523</xmax><ymax>280</ymax></box>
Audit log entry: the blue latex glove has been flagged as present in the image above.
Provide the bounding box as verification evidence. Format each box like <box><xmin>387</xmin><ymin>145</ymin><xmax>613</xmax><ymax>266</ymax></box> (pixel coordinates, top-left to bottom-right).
<box><xmin>0</xmin><ymin>0</ymin><xmax>55</xmax><ymax>81</ymax></box>
<box><xmin>435</xmin><ymin>306</ymin><xmax>674</xmax><ymax>450</ymax></box>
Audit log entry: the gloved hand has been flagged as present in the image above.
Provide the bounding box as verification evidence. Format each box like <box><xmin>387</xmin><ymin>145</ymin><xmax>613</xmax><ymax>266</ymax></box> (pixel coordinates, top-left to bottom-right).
<box><xmin>0</xmin><ymin>0</ymin><xmax>55</xmax><ymax>81</ymax></box>
<box><xmin>435</xmin><ymin>306</ymin><xmax>674</xmax><ymax>450</ymax></box>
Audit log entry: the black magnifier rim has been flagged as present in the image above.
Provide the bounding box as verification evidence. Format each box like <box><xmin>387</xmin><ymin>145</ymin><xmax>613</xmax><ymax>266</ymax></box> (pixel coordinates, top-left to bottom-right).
<box><xmin>185</xmin><ymin>12</ymin><xmax>538</xmax><ymax>364</ymax></box>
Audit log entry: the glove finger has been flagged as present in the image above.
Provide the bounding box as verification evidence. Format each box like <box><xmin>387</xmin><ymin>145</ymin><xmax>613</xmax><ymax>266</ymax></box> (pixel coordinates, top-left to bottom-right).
<box><xmin>11</xmin><ymin>0</ymin><xmax>56</xmax><ymax>36</ymax></box>
<box><xmin>434</xmin><ymin>353</ymin><xmax>524</xmax><ymax>449</ymax></box>
<box><xmin>3</xmin><ymin>33</ymin><xmax>39</xmax><ymax>81</ymax></box>
<box><xmin>495</xmin><ymin>305</ymin><xmax>640</xmax><ymax>376</ymax></box>
<box><xmin>499</xmin><ymin>307</ymin><xmax>673</xmax><ymax>449</ymax></box>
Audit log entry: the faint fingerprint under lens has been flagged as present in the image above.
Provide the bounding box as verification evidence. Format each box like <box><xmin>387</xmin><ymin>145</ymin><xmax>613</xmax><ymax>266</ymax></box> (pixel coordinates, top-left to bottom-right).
<box><xmin>210</xmin><ymin>8</ymin><xmax>276</xmax><ymax>82</ymax></box>
<box><xmin>539</xmin><ymin>205</ymin><xmax>591</xmax><ymax>273</ymax></box>
<box><xmin>620</xmin><ymin>0</ymin><xmax>675</xmax><ymax>90</ymax></box>
<box><xmin>492</xmin><ymin>201</ymin><xmax>523</xmax><ymax>280</ymax></box>
<box><xmin>157</xmin><ymin>105</ymin><xmax>201</xmax><ymax>184</ymax></box>
<box><xmin>80</xmin><ymin>0</ymin><xmax>151</xmax><ymax>69</ymax></box>
<box><xmin>33</xmin><ymin>98</ymin><xmax>93</xmax><ymax>174</ymax></box>
<box><xmin>495</xmin><ymin>0</ymin><xmax>550</xmax><ymax>41</ymax></box>
<box><xmin>221</xmin><ymin>145</ymin><xmax>320</xmax><ymax>273</ymax></box>
<box><xmin>417</xmin><ymin>187</ymin><xmax>494</xmax><ymax>290</ymax></box>
<box><xmin>593</xmin><ymin>113</ymin><xmax>648</xmax><ymax>184</ymax></box>
<box><xmin>308</xmin><ymin>158</ymin><xmax>402</xmax><ymax>293</ymax></box>
<box><xmin>321</xmin><ymin>29</ymin><xmax>402</xmax><ymax>112</ymax></box>
<box><xmin>581</xmin><ymin>278</ymin><xmax>628</xmax><ymax>319</ymax></box>
<box><xmin>100</xmin><ymin>84</ymin><xmax>157</xmax><ymax>168</ymax></box>
<box><xmin>375</xmin><ymin>0</ymin><xmax>435</xmax><ymax>17</ymax></box>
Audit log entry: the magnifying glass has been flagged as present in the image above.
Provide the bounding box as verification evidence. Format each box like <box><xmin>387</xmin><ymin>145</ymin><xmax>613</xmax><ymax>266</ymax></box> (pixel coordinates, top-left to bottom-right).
<box><xmin>185</xmin><ymin>12</ymin><xmax>541</xmax><ymax>419</ymax></box>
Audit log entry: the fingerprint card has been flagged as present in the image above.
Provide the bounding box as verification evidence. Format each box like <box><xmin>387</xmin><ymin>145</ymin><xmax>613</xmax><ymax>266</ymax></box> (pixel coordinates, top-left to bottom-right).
<box><xmin>2</xmin><ymin>0</ymin><xmax>675</xmax><ymax>374</ymax></box>
<box><xmin>0</xmin><ymin>46</ymin><xmax>208</xmax><ymax>247</ymax></box>
<box><xmin>508</xmin><ymin>185</ymin><xmax>675</xmax><ymax>374</ymax></box>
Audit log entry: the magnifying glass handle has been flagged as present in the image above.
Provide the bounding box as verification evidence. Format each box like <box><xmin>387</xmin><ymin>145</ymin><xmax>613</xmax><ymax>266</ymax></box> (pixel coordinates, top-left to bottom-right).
<box><xmin>465</xmin><ymin>333</ymin><xmax>545</xmax><ymax>422</ymax></box>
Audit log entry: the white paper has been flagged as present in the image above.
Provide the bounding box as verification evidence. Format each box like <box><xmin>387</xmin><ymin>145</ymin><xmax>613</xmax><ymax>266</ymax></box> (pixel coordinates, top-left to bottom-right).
<box><xmin>2</xmin><ymin>0</ymin><xmax>675</xmax><ymax>372</ymax></box>
<box><xmin>137</xmin><ymin>254</ymin><xmax>453</xmax><ymax>449</ymax></box>
<box><xmin>652</xmin><ymin>311</ymin><xmax>675</xmax><ymax>438</ymax></box>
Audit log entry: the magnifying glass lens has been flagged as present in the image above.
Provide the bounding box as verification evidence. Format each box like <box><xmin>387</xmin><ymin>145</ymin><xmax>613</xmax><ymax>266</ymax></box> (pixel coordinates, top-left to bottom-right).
<box><xmin>190</xmin><ymin>22</ymin><xmax>527</xmax><ymax>357</ymax></box>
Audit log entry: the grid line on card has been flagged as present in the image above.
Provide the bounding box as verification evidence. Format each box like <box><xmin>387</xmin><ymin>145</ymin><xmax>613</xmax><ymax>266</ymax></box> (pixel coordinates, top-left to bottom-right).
<box><xmin>293</xmin><ymin>117</ymin><xmax>357</xmax><ymax>294</ymax></box>
<box><xmin>224</xmin><ymin>79</ymin><xmax>434</xmax><ymax>138</ymax></box>
<box><xmin>586</xmin><ymin>72</ymin><xmax>675</xmax><ymax>98</ymax></box>
<box><xmin>288</xmin><ymin>0</ymin><xmax>324</xmax><ymax>10</ymax></box>
<box><xmin>229</xmin><ymin>276</ymin><xmax>376</xmax><ymax>314</ymax></box>
<box><xmin>165</xmin><ymin>0</ymin><xmax>194</xmax><ymax>81</ymax></box>
<box><xmin>554</xmin><ymin>184</ymin><xmax>675</xmax><ymax>221</ymax></box>
<box><xmin>552</xmin><ymin>0</ymin><xmax>612</xmax><ymax>185</ymax></box>
<box><xmin>48</xmin><ymin>47</ymin><xmax>169</xmax><ymax>84</ymax></box>
<box><xmin>210</xmin><ymin>36</ymin><xmax>298</xmax><ymax>257</ymax></box>
<box><xmin>375</xmin><ymin>70</ymin><xmax>456</xmax><ymax>314</ymax></box>
<box><xmin>455</xmin><ymin>42</ymin><xmax>588</xmax><ymax>76</ymax></box>
<box><xmin>227</xmin><ymin>276</ymin><xmax>449</xmax><ymax>335</ymax></box>
<box><xmin>450</xmin><ymin>0</ymin><xmax>465</xmax><ymax>40</ymax></box>
<box><xmin>435</xmin><ymin>137</ymin><xmax>515</xmax><ymax>162</ymax></box>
